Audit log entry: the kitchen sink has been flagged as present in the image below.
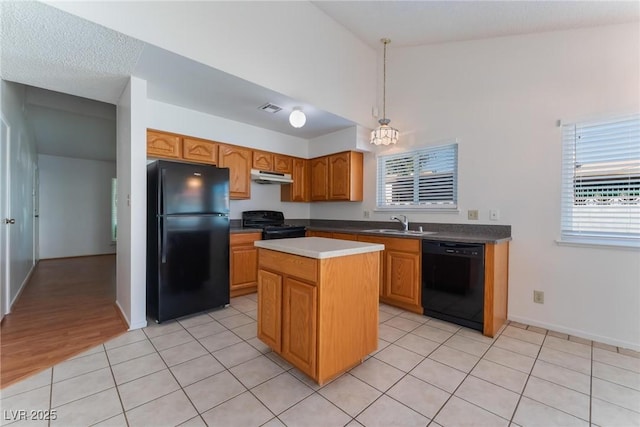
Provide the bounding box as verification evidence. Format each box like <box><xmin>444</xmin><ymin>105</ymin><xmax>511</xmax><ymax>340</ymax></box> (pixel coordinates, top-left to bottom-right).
<box><xmin>362</xmin><ymin>229</ymin><xmax>438</xmax><ymax>235</ymax></box>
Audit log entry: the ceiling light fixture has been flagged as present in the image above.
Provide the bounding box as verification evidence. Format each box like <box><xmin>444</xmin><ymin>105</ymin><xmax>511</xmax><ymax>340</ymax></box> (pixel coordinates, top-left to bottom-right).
<box><xmin>371</xmin><ymin>38</ymin><xmax>399</xmax><ymax>146</ymax></box>
<box><xmin>289</xmin><ymin>108</ymin><xmax>306</xmax><ymax>128</ymax></box>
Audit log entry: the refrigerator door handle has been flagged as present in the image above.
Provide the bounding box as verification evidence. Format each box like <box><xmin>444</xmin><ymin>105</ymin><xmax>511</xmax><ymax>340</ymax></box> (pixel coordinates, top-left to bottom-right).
<box><xmin>160</xmin><ymin>218</ymin><xmax>167</xmax><ymax>264</ymax></box>
<box><xmin>160</xmin><ymin>168</ymin><xmax>167</xmax><ymax>215</ymax></box>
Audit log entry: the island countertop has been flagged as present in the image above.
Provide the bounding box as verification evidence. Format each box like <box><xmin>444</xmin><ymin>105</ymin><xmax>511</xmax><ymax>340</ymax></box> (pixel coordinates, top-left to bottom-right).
<box><xmin>254</xmin><ymin>237</ymin><xmax>384</xmax><ymax>259</ymax></box>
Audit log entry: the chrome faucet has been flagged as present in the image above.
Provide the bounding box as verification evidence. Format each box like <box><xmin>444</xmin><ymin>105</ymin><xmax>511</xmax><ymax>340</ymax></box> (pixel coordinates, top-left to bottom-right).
<box><xmin>390</xmin><ymin>215</ymin><xmax>409</xmax><ymax>231</ymax></box>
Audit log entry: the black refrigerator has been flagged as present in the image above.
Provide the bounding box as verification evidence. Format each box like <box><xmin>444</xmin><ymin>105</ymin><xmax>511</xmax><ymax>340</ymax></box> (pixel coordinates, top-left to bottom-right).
<box><xmin>147</xmin><ymin>160</ymin><xmax>230</xmax><ymax>323</ymax></box>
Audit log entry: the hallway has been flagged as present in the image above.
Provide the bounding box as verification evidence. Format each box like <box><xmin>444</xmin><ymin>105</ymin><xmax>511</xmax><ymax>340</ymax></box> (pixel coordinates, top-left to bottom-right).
<box><xmin>1</xmin><ymin>255</ymin><xmax>127</xmax><ymax>388</ymax></box>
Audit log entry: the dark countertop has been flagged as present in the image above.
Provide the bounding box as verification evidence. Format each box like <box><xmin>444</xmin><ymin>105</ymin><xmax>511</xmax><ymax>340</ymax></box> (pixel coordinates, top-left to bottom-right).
<box><xmin>231</xmin><ymin>219</ymin><xmax>511</xmax><ymax>244</ymax></box>
<box><xmin>305</xmin><ymin>225</ymin><xmax>511</xmax><ymax>244</ymax></box>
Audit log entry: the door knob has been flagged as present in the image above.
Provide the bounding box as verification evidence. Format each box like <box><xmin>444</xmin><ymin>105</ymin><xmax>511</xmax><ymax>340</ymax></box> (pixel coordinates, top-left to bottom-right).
<box><xmin>4</xmin><ymin>218</ymin><xmax>15</xmax><ymax>224</ymax></box>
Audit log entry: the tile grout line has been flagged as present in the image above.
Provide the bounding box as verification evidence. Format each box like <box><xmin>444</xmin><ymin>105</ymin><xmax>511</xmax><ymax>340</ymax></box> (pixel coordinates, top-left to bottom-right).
<box><xmin>141</xmin><ymin>322</ymin><xmax>204</xmax><ymax>425</ymax></box>
<box><xmin>506</xmin><ymin>326</ymin><xmax>548</xmax><ymax>426</ymax></box>
<box><xmin>47</xmin><ymin>367</ymin><xmax>53</xmax><ymax>427</ymax></box>
<box><xmin>103</xmin><ymin>343</ymin><xmax>131</xmax><ymax>427</ymax></box>
<box><xmin>346</xmin><ymin>311</ymin><xmax>467</xmax><ymax>425</ymax></box>
<box><xmin>424</xmin><ymin>320</ymin><xmax>512</xmax><ymax>425</ymax></box>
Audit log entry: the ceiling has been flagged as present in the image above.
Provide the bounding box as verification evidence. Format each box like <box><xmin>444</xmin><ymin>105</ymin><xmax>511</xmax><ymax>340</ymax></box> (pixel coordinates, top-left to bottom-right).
<box><xmin>1</xmin><ymin>1</ymin><xmax>638</xmax><ymax>161</ymax></box>
<box><xmin>313</xmin><ymin>1</ymin><xmax>639</xmax><ymax>48</ymax></box>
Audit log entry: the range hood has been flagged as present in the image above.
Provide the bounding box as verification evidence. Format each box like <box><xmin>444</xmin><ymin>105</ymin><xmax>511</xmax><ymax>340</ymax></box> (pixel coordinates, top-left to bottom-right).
<box><xmin>250</xmin><ymin>169</ymin><xmax>293</xmax><ymax>184</ymax></box>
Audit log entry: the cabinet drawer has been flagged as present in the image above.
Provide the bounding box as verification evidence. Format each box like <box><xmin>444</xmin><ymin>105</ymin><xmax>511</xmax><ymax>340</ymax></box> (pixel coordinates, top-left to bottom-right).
<box><xmin>358</xmin><ymin>235</ymin><xmax>420</xmax><ymax>252</ymax></box>
<box><xmin>259</xmin><ymin>249</ymin><xmax>318</xmax><ymax>283</ymax></box>
<box><xmin>230</xmin><ymin>232</ymin><xmax>262</xmax><ymax>245</ymax></box>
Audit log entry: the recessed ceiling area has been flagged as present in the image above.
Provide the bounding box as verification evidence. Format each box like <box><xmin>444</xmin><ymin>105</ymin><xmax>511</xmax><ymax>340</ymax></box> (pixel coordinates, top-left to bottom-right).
<box><xmin>312</xmin><ymin>1</ymin><xmax>640</xmax><ymax>48</ymax></box>
<box><xmin>25</xmin><ymin>87</ymin><xmax>117</xmax><ymax>162</ymax></box>
<box><xmin>2</xmin><ymin>0</ymin><xmax>638</xmax><ymax>158</ymax></box>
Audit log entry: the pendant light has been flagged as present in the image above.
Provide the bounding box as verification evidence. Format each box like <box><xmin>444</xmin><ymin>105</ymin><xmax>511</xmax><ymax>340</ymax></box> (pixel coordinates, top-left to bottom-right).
<box><xmin>370</xmin><ymin>38</ymin><xmax>399</xmax><ymax>146</ymax></box>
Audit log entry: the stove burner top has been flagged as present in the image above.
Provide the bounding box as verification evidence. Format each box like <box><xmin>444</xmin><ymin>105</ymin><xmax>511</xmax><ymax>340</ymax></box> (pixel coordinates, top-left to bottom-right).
<box><xmin>241</xmin><ymin>210</ymin><xmax>306</xmax><ymax>239</ymax></box>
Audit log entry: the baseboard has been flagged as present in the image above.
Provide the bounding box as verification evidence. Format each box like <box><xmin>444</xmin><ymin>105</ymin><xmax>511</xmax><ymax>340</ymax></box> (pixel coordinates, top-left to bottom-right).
<box><xmin>41</xmin><ymin>253</ymin><xmax>116</xmax><ymax>261</ymax></box>
<box><xmin>508</xmin><ymin>314</ymin><xmax>640</xmax><ymax>352</ymax></box>
<box><xmin>115</xmin><ymin>300</ymin><xmax>147</xmax><ymax>331</ymax></box>
<box><xmin>7</xmin><ymin>262</ymin><xmax>37</xmax><ymax>314</ymax></box>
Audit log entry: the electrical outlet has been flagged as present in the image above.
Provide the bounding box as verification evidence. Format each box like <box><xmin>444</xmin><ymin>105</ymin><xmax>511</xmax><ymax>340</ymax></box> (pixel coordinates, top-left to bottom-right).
<box><xmin>363</xmin><ymin>210</ymin><xmax>370</xmax><ymax>218</ymax></box>
<box><xmin>533</xmin><ymin>290</ymin><xmax>544</xmax><ymax>304</ymax></box>
<box><xmin>468</xmin><ymin>210</ymin><xmax>479</xmax><ymax>220</ymax></box>
<box><xmin>490</xmin><ymin>209</ymin><xmax>500</xmax><ymax>221</ymax></box>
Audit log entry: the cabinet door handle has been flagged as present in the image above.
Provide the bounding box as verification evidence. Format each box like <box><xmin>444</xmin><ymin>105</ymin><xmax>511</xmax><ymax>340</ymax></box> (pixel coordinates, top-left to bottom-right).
<box><xmin>4</xmin><ymin>218</ymin><xmax>15</xmax><ymax>224</ymax></box>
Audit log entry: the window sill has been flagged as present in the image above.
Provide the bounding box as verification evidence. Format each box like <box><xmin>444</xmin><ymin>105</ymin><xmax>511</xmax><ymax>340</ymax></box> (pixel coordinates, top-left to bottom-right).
<box><xmin>555</xmin><ymin>238</ymin><xmax>639</xmax><ymax>251</ymax></box>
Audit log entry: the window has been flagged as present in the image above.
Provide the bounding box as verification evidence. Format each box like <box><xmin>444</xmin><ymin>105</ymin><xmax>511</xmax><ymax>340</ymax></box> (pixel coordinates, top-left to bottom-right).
<box><xmin>377</xmin><ymin>143</ymin><xmax>458</xmax><ymax>210</ymax></box>
<box><xmin>560</xmin><ymin>113</ymin><xmax>640</xmax><ymax>247</ymax></box>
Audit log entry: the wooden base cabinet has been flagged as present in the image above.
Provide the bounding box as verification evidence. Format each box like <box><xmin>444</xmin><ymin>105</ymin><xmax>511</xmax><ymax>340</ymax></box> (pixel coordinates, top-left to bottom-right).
<box><xmin>358</xmin><ymin>235</ymin><xmax>422</xmax><ymax>314</ymax></box>
<box><xmin>230</xmin><ymin>232</ymin><xmax>261</xmax><ymax>297</ymax></box>
<box><xmin>282</xmin><ymin>277</ymin><xmax>317</xmax><ymax>378</ymax></box>
<box><xmin>256</xmin><ymin>269</ymin><xmax>282</xmax><ymax>351</ymax></box>
<box><xmin>484</xmin><ymin>241</ymin><xmax>510</xmax><ymax>337</ymax></box>
<box><xmin>257</xmin><ymin>248</ymin><xmax>379</xmax><ymax>385</ymax></box>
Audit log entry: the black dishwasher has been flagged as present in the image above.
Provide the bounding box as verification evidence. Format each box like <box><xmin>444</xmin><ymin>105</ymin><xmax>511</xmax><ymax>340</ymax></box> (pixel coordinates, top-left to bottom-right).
<box><xmin>422</xmin><ymin>241</ymin><xmax>485</xmax><ymax>331</ymax></box>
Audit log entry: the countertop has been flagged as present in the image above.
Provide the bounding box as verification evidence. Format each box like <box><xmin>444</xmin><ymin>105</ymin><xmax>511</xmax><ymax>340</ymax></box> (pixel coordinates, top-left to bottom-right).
<box><xmin>254</xmin><ymin>237</ymin><xmax>385</xmax><ymax>259</ymax></box>
<box><xmin>231</xmin><ymin>222</ymin><xmax>512</xmax><ymax>244</ymax></box>
<box><xmin>306</xmin><ymin>225</ymin><xmax>511</xmax><ymax>244</ymax></box>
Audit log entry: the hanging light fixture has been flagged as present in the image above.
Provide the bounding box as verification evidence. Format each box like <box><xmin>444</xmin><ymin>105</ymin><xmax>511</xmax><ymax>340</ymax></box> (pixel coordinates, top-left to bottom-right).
<box><xmin>289</xmin><ymin>107</ymin><xmax>306</xmax><ymax>128</ymax></box>
<box><xmin>371</xmin><ymin>38</ymin><xmax>399</xmax><ymax>146</ymax></box>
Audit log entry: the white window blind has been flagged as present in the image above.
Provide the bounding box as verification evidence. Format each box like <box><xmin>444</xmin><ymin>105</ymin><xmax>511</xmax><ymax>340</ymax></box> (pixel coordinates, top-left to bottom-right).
<box><xmin>377</xmin><ymin>143</ymin><xmax>458</xmax><ymax>210</ymax></box>
<box><xmin>560</xmin><ymin>113</ymin><xmax>640</xmax><ymax>247</ymax></box>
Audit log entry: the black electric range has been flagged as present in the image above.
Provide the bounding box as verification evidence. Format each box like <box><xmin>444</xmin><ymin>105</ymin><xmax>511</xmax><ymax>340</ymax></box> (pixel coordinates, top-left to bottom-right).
<box><xmin>241</xmin><ymin>210</ymin><xmax>306</xmax><ymax>240</ymax></box>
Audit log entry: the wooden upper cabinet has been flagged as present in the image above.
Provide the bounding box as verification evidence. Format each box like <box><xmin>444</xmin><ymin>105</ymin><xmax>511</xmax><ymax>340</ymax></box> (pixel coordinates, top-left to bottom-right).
<box><xmin>182</xmin><ymin>137</ymin><xmax>217</xmax><ymax>165</ymax></box>
<box><xmin>310</xmin><ymin>157</ymin><xmax>329</xmax><ymax>201</ymax></box>
<box><xmin>328</xmin><ymin>151</ymin><xmax>363</xmax><ymax>201</ymax></box>
<box><xmin>147</xmin><ymin>130</ymin><xmax>181</xmax><ymax>159</ymax></box>
<box><xmin>281</xmin><ymin>157</ymin><xmax>310</xmax><ymax>202</ymax></box>
<box><xmin>252</xmin><ymin>151</ymin><xmax>274</xmax><ymax>171</ymax></box>
<box><xmin>219</xmin><ymin>144</ymin><xmax>252</xmax><ymax>199</ymax></box>
<box><xmin>274</xmin><ymin>155</ymin><xmax>293</xmax><ymax>174</ymax></box>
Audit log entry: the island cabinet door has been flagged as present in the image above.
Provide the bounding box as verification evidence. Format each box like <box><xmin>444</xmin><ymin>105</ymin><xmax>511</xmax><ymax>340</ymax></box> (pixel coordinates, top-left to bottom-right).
<box><xmin>257</xmin><ymin>269</ymin><xmax>282</xmax><ymax>352</ymax></box>
<box><xmin>282</xmin><ymin>277</ymin><xmax>317</xmax><ymax>379</ymax></box>
<box><xmin>385</xmin><ymin>250</ymin><xmax>420</xmax><ymax>306</ymax></box>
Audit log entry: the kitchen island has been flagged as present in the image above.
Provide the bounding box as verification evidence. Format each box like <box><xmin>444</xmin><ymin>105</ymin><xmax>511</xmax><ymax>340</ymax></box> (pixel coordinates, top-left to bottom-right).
<box><xmin>254</xmin><ymin>237</ymin><xmax>384</xmax><ymax>385</ymax></box>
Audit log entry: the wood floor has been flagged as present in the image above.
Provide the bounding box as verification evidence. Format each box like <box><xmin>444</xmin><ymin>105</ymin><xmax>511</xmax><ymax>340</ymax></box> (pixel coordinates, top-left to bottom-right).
<box><xmin>0</xmin><ymin>255</ymin><xmax>128</xmax><ymax>388</ymax></box>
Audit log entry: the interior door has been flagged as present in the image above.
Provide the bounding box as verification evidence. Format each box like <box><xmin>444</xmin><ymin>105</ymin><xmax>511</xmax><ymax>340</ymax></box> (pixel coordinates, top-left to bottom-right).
<box><xmin>1</xmin><ymin>115</ymin><xmax>10</xmax><ymax>318</ymax></box>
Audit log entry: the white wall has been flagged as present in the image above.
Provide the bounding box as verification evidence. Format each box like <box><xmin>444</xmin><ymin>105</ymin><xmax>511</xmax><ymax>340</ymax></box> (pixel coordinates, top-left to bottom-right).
<box><xmin>116</xmin><ymin>76</ymin><xmax>147</xmax><ymax>330</ymax></box>
<box><xmin>1</xmin><ymin>81</ymin><xmax>38</xmax><ymax>312</ymax></box>
<box><xmin>345</xmin><ymin>24</ymin><xmax>639</xmax><ymax>349</ymax></box>
<box><xmin>148</xmin><ymin>100</ymin><xmax>311</xmax><ymax>220</ymax></box>
<box><xmin>38</xmin><ymin>154</ymin><xmax>116</xmax><ymax>258</ymax></box>
<box><xmin>47</xmin><ymin>1</ymin><xmax>377</xmax><ymax>129</ymax></box>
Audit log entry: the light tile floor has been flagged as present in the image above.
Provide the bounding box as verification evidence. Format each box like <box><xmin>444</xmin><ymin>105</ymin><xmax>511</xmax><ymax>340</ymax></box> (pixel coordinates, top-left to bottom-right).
<box><xmin>2</xmin><ymin>295</ymin><xmax>639</xmax><ymax>427</ymax></box>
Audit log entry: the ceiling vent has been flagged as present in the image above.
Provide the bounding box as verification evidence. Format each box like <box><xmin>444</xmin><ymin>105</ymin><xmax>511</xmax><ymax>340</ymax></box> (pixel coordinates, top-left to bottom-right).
<box><xmin>259</xmin><ymin>103</ymin><xmax>282</xmax><ymax>114</ymax></box>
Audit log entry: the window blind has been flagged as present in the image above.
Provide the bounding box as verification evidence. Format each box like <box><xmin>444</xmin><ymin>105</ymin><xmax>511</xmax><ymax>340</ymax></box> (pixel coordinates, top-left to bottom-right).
<box><xmin>377</xmin><ymin>143</ymin><xmax>458</xmax><ymax>210</ymax></box>
<box><xmin>560</xmin><ymin>114</ymin><xmax>640</xmax><ymax>246</ymax></box>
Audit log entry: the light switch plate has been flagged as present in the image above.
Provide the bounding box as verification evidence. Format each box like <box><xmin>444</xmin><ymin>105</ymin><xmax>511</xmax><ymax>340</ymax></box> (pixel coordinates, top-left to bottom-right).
<box><xmin>490</xmin><ymin>209</ymin><xmax>500</xmax><ymax>221</ymax></box>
